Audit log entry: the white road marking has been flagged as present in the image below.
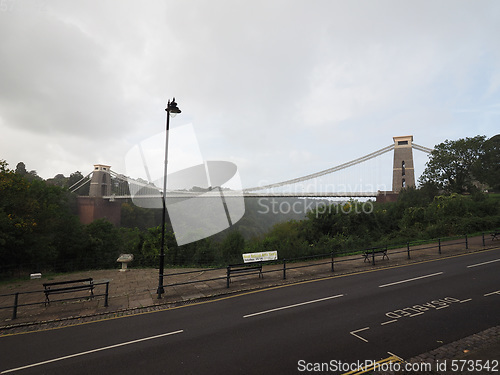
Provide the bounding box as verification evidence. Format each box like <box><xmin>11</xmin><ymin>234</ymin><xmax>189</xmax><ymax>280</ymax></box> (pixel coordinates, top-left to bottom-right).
<box><xmin>243</xmin><ymin>294</ymin><xmax>344</xmax><ymax>318</ymax></box>
<box><xmin>435</xmin><ymin>305</ymin><xmax>449</xmax><ymax>310</ymax></box>
<box><xmin>409</xmin><ymin>312</ymin><xmax>424</xmax><ymax>317</ymax></box>
<box><xmin>381</xmin><ymin>320</ymin><xmax>398</xmax><ymax>325</ymax></box>
<box><xmin>387</xmin><ymin>351</ymin><xmax>404</xmax><ymax>362</ymax></box>
<box><xmin>0</xmin><ymin>330</ymin><xmax>184</xmax><ymax>374</ymax></box>
<box><xmin>484</xmin><ymin>290</ymin><xmax>500</xmax><ymax>297</ymax></box>
<box><xmin>378</xmin><ymin>272</ymin><xmax>443</xmax><ymax>288</ymax></box>
<box><xmin>460</xmin><ymin>298</ymin><xmax>472</xmax><ymax>303</ymax></box>
<box><xmin>350</xmin><ymin>327</ymin><xmax>370</xmax><ymax>343</ymax></box>
<box><xmin>467</xmin><ymin>258</ymin><xmax>500</xmax><ymax>268</ymax></box>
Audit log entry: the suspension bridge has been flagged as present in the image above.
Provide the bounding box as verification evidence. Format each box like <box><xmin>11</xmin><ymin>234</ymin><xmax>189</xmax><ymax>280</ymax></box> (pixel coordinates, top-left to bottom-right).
<box><xmin>71</xmin><ymin>135</ymin><xmax>433</xmax><ymax>225</ymax></box>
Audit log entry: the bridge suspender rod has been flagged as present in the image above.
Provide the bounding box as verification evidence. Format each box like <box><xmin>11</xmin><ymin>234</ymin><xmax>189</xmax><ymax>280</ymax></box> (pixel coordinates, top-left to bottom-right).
<box><xmin>68</xmin><ymin>172</ymin><xmax>92</xmax><ymax>193</ymax></box>
<box><xmin>244</xmin><ymin>144</ymin><xmax>395</xmax><ymax>192</ymax></box>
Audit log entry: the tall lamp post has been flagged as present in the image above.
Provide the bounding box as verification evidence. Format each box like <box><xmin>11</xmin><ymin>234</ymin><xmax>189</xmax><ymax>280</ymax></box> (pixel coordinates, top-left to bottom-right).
<box><xmin>157</xmin><ymin>98</ymin><xmax>181</xmax><ymax>299</ymax></box>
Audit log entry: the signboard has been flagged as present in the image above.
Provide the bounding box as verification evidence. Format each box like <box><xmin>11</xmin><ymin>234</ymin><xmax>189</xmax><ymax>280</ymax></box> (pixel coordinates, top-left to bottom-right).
<box><xmin>242</xmin><ymin>251</ymin><xmax>278</xmax><ymax>263</ymax></box>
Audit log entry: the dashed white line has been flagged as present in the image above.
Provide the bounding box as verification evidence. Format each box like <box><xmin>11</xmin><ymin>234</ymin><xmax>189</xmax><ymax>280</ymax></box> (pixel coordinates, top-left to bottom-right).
<box><xmin>243</xmin><ymin>294</ymin><xmax>344</xmax><ymax>318</ymax></box>
<box><xmin>0</xmin><ymin>330</ymin><xmax>184</xmax><ymax>374</ymax></box>
<box><xmin>378</xmin><ymin>272</ymin><xmax>444</xmax><ymax>288</ymax></box>
<box><xmin>467</xmin><ymin>258</ymin><xmax>500</xmax><ymax>268</ymax></box>
<box><xmin>350</xmin><ymin>327</ymin><xmax>370</xmax><ymax>343</ymax></box>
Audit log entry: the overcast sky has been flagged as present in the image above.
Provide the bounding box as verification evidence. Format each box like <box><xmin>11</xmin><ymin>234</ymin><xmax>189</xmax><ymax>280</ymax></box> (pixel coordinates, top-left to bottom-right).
<box><xmin>1</xmin><ymin>0</ymin><xmax>499</xmax><ymax>192</ymax></box>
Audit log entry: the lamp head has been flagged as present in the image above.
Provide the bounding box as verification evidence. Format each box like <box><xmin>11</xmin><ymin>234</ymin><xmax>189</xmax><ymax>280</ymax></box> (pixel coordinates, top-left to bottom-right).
<box><xmin>166</xmin><ymin>98</ymin><xmax>181</xmax><ymax>116</ymax></box>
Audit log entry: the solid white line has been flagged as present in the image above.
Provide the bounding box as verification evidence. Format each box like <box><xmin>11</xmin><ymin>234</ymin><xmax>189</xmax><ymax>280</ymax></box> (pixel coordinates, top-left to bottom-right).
<box><xmin>243</xmin><ymin>294</ymin><xmax>344</xmax><ymax>318</ymax></box>
<box><xmin>467</xmin><ymin>258</ymin><xmax>500</xmax><ymax>268</ymax></box>
<box><xmin>460</xmin><ymin>298</ymin><xmax>472</xmax><ymax>303</ymax></box>
<box><xmin>381</xmin><ymin>320</ymin><xmax>398</xmax><ymax>325</ymax></box>
<box><xmin>378</xmin><ymin>272</ymin><xmax>443</xmax><ymax>288</ymax></box>
<box><xmin>0</xmin><ymin>330</ymin><xmax>184</xmax><ymax>374</ymax></box>
<box><xmin>484</xmin><ymin>291</ymin><xmax>500</xmax><ymax>297</ymax></box>
<box><xmin>350</xmin><ymin>327</ymin><xmax>370</xmax><ymax>343</ymax></box>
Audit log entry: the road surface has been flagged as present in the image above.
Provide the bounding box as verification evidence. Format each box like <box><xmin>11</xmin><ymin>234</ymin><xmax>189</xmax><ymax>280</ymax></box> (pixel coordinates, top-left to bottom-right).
<box><xmin>1</xmin><ymin>249</ymin><xmax>499</xmax><ymax>374</ymax></box>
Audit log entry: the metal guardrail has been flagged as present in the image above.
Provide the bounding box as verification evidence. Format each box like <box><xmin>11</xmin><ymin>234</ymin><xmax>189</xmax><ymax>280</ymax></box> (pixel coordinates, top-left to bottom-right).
<box><xmin>158</xmin><ymin>233</ymin><xmax>495</xmax><ymax>293</ymax></box>
<box><xmin>0</xmin><ymin>281</ymin><xmax>109</xmax><ymax>320</ymax></box>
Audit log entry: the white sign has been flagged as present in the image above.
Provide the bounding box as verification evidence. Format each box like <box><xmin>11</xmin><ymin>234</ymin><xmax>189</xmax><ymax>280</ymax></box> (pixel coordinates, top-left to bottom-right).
<box><xmin>242</xmin><ymin>251</ymin><xmax>278</xmax><ymax>263</ymax></box>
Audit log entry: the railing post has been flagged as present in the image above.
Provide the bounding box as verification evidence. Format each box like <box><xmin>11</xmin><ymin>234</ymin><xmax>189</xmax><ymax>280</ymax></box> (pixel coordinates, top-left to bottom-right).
<box><xmin>465</xmin><ymin>234</ymin><xmax>468</xmax><ymax>250</ymax></box>
<box><xmin>283</xmin><ymin>259</ymin><xmax>287</xmax><ymax>280</ymax></box>
<box><xmin>407</xmin><ymin>241</ymin><xmax>411</xmax><ymax>259</ymax></box>
<box><xmin>104</xmin><ymin>282</ymin><xmax>109</xmax><ymax>307</ymax></box>
<box><xmin>438</xmin><ymin>238</ymin><xmax>441</xmax><ymax>254</ymax></box>
<box><xmin>12</xmin><ymin>292</ymin><xmax>19</xmax><ymax>320</ymax></box>
<box><xmin>226</xmin><ymin>266</ymin><xmax>230</xmax><ymax>288</ymax></box>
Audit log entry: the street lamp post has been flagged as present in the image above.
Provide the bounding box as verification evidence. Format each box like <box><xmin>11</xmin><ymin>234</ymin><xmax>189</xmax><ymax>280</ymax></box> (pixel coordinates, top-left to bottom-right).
<box><xmin>157</xmin><ymin>98</ymin><xmax>181</xmax><ymax>299</ymax></box>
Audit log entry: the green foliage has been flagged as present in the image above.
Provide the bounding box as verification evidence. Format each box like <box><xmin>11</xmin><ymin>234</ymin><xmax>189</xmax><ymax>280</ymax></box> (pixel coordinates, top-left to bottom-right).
<box><xmin>0</xmin><ymin>161</ymin><xmax>87</xmax><ymax>275</ymax></box>
<box><xmin>2</xmin><ymin>135</ymin><xmax>499</xmax><ymax>280</ymax></box>
<box><xmin>419</xmin><ymin>135</ymin><xmax>491</xmax><ymax>194</ymax></box>
<box><xmin>477</xmin><ymin>134</ymin><xmax>500</xmax><ymax>191</ymax></box>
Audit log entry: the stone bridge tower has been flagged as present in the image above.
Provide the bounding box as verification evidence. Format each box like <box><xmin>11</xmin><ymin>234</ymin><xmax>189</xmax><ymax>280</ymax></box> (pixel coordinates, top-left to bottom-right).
<box><xmin>89</xmin><ymin>164</ymin><xmax>112</xmax><ymax>197</ymax></box>
<box><xmin>77</xmin><ymin>164</ymin><xmax>121</xmax><ymax>226</ymax></box>
<box><xmin>392</xmin><ymin>135</ymin><xmax>415</xmax><ymax>192</ymax></box>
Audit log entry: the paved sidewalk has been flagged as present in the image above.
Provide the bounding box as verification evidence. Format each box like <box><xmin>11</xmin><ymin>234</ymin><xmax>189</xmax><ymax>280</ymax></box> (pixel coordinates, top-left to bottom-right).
<box><xmin>1</xmin><ymin>235</ymin><xmax>499</xmax><ymax>370</ymax></box>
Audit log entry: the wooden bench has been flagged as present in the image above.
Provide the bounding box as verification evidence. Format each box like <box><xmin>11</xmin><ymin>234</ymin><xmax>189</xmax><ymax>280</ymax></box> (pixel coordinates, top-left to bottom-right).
<box><xmin>226</xmin><ymin>263</ymin><xmax>263</xmax><ymax>287</ymax></box>
<box><xmin>43</xmin><ymin>278</ymin><xmax>94</xmax><ymax>305</ymax></box>
<box><xmin>363</xmin><ymin>247</ymin><xmax>389</xmax><ymax>264</ymax></box>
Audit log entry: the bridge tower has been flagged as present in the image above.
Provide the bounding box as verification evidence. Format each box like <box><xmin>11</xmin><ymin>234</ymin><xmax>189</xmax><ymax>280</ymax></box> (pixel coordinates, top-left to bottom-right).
<box><xmin>77</xmin><ymin>164</ymin><xmax>121</xmax><ymax>226</ymax></box>
<box><xmin>392</xmin><ymin>135</ymin><xmax>415</xmax><ymax>192</ymax></box>
<box><xmin>89</xmin><ymin>164</ymin><xmax>111</xmax><ymax>197</ymax></box>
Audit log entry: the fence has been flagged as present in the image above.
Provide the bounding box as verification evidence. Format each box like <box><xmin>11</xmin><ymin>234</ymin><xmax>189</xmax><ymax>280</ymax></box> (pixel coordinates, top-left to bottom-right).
<box><xmin>158</xmin><ymin>232</ymin><xmax>496</xmax><ymax>292</ymax></box>
<box><xmin>0</xmin><ymin>281</ymin><xmax>110</xmax><ymax>320</ymax></box>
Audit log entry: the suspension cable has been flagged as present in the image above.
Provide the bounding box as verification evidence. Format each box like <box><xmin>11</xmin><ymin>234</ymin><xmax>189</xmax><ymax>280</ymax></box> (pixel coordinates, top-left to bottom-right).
<box><xmin>244</xmin><ymin>144</ymin><xmax>395</xmax><ymax>192</ymax></box>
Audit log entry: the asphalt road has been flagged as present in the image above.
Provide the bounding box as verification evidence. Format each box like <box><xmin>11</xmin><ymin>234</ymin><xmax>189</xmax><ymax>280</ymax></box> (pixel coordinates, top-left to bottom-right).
<box><xmin>1</xmin><ymin>249</ymin><xmax>499</xmax><ymax>375</ymax></box>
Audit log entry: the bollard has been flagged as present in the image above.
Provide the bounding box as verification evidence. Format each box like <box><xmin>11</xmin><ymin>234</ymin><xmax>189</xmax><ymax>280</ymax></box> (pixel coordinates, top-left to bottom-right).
<box><xmin>482</xmin><ymin>232</ymin><xmax>485</xmax><ymax>247</ymax></box>
<box><xmin>12</xmin><ymin>292</ymin><xmax>19</xmax><ymax>320</ymax></box>
<box><xmin>283</xmin><ymin>259</ymin><xmax>287</xmax><ymax>280</ymax></box>
<box><xmin>331</xmin><ymin>251</ymin><xmax>335</xmax><ymax>272</ymax></box>
<box><xmin>372</xmin><ymin>249</ymin><xmax>375</xmax><ymax>266</ymax></box>
<box><xmin>465</xmin><ymin>234</ymin><xmax>468</xmax><ymax>250</ymax></box>
<box><xmin>407</xmin><ymin>242</ymin><xmax>411</xmax><ymax>259</ymax></box>
<box><xmin>226</xmin><ymin>266</ymin><xmax>231</xmax><ymax>288</ymax></box>
<box><xmin>104</xmin><ymin>282</ymin><xmax>109</xmax><ymax>307</ymax></box>
<box><xmin>438</xmin><ymin>238</ymin><xmax>441</xmax><ymax>254</ymax></box>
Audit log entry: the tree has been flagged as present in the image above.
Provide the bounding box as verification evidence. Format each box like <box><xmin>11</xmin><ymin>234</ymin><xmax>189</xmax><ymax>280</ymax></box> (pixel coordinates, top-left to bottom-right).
<box><xmin>219</xmin><ymin>230</ymin><xmax>245</xmax><ymax>264</ymax></box>
<box><xmin>68</xmin><ymin>171</ymin><xmax>90</xmax><ymax>195</ymax></box>
<box><xmin>15</xmin><ymin>162</ymin><xmax>27</xmax><ymax>176</ymax></box>
<box><xmin>477</xmin><ymin>134</ymin><xmax>500</xmax><ymax>191</ymax></box>
<box><xmin>419</xmin><ymin>136</ymin><xmax>486</xmax><ymax>194</ymax></box>
<box><xmin>46</xmin><ymin>173</ymin><xmax>67</xmax><ymax>187</ymax></box>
